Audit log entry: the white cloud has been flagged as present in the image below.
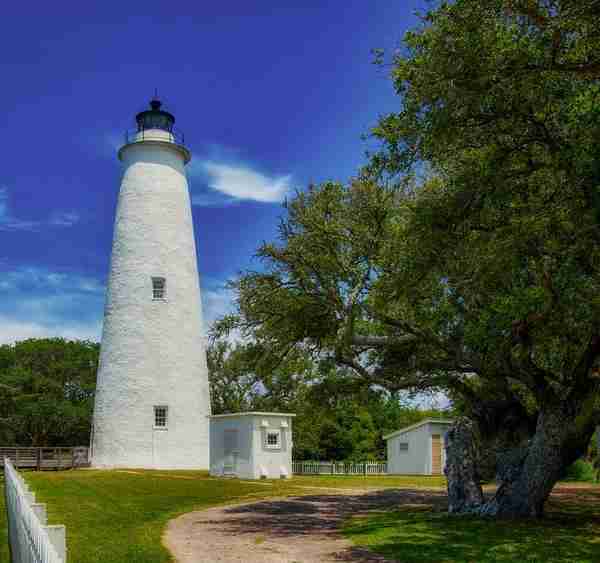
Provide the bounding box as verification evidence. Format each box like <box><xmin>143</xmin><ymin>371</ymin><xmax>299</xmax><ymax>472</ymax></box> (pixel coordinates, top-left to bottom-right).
<box><xmin>1</xmin><ymin>267</ymin><xmax>103</xmax><ymax>294</ymax></box>
<box><xmin>202</xmin><ymin>286</ymin><xmax>236</xmax><ymax>328</ymax></box>
<box><xmin>200</xmin><ymin>282</ymin><xmax>248</xmax><ymax>346</ymax></box>
<box><xmin>0</xmin><ymin>186</ymin><xmax>80</xmax><ymax>231</ymax></box>
<box><xmin>190</xmin><ymin>193</ymin><xmax>239</xmax><ymax>208</ymax></box>
<box><xmin>0</xmin><ymin>187</ymin><xmax>7</xmax><ymax>218</ymax></box>
<box><xmin>49</xmin><ymin>211</ymin><xmax>80</xmax><ymax>227</ymax></box>
<box><xmin>200</xmin><ymin>162</ymin><xmax>292</xmax><ymax>203</ymax></box>
<box><xmin>0</xmin><ymin>316</ymin><xmax>102</xmax><ymax>345</ymax></box>
<box><xmin>0</xmin><ymin>266</ymin><xmax>105</xmax><ymax>345</ymax></box>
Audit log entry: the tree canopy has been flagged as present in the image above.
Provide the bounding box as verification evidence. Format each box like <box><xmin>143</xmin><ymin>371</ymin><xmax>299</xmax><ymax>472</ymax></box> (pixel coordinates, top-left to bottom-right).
<box><xmin>208</xmin><ymin>339</ymin><xmax>449</xmax><ymax>460</ymax></box>
<box><xmin>215</xmin><ymin>0</ymin><xmax>600</xmax><ymax>517</ymax></box>
<box><xmin>0</xmin><ymin>338</ymin><xmax>99</xmax><ymax>446</ymax></box>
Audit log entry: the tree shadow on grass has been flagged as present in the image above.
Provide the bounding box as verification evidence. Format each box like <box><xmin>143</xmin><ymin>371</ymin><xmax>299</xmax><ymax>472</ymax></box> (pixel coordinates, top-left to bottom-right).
<box><xmin>342</xmin><ymin>503</ymin><xmax>600</xmax><ymax>563</ymax></box>
<box><xmin>219</xmin><ymin>490</ymin><xmax>448</xmax><ymax>540</ymax></box>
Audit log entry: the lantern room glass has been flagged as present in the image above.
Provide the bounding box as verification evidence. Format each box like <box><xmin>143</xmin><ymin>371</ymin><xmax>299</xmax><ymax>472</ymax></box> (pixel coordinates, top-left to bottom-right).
<box><xmin>136</xmin><ymin>100</ymin><xmax>175</xmax><ymax>133</ymax></box>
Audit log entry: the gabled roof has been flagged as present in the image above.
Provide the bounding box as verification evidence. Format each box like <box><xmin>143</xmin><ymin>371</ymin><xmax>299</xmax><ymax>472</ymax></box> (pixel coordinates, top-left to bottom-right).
<box><xmin>383</xmin><ymin>418</ymin><xmax>453</xmax><ymax>440</ymax></box>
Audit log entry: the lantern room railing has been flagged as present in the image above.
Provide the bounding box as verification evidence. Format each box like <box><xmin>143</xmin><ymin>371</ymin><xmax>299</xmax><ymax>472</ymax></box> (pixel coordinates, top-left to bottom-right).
<box><xmin>124</xmin><ymin>127</ymin><xmax>186</xmax><ymax>147</ymax></box>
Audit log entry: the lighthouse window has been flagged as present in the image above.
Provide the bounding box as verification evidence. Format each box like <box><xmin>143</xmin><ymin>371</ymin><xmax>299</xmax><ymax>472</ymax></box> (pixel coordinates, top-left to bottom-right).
<box><xmin>154</xmin><ymin>406</ymin><xmax>168</xmax><ymax>428</ymax></box>
<box><xmin>152</xmin><ymin>277</ymin><xmax>166</xmax><ymax>300</ymax></box>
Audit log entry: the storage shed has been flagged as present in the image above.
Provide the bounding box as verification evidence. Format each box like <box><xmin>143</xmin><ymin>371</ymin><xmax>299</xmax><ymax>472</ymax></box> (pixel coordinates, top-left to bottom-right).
<box><xmin>384</xmin><ymin>419</ymin><xmax>453</xmax><ymax>475</ymax></box>
<box><xmin>209</xmin><ymin>412</ymin><xmax>295</xmax><ymax>479</ymax></box>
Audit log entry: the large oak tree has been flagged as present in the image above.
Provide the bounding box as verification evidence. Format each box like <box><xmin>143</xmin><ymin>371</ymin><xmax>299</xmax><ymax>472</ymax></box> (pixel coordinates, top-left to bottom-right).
<box><xmin>216</xmin><ymin>0</ymin><xmax>600</xmax><ymax>517</ymax></box>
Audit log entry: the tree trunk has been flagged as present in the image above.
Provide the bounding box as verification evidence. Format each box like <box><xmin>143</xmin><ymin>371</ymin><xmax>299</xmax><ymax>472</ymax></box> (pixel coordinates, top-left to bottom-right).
<box><xmin>596</xmin><ymin>426</ymin><xmax>600</xmax><ymax>482</ymax></box>
<box><xmin>444</xmin><ymin>417</ymin><xmax>484</xmax><ymax>513</ymax></box>
<box><xmin>479</xmin><ymin>408</ymin><xmax>568</xmax><ymax>518</ymax></box>
<box><xmin>446</xmin><ymin>404</ymin><xmax>597</xmax><ymax>518</ymax></box>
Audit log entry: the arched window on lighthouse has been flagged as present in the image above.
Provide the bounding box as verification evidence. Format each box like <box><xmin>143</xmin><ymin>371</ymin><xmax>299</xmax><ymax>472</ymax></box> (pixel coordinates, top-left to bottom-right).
<box><xmin>152</xmin><ymin>277</ymin><xmax>166</xmax><ymax>300</ymax></box>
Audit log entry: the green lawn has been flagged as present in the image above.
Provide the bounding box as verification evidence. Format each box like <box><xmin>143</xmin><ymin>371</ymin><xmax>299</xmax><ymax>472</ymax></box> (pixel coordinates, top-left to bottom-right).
<box><xmin>343</xmin><ymin>485</ymin><xmax>600</xmax><ymax>563</ymax></box>
<box><xmin>1</xmin><ymin>470</ymin><xmax>597</xmax><ymax>563</ymax></box>
<box><xmin>1</xmin><ymin>469</ymin><xmax>301</xmax><ymax>563</ymax></box>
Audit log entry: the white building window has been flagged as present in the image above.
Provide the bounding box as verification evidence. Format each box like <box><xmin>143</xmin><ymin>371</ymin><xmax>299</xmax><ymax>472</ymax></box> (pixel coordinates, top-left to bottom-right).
<box><xmin>152</xmin><ymin>277</ymin><xmax>166</xmax><ymax>300</ymax></box>
<box><xmin>264</xmin><ymin>429</ymin><xmax>281</xmax><ymax>450</ymax></box>
<box><xmin>154</xmin><ymin>405</ymin><xmax>168</xmax><ymax>429</ymax></box>
<box><xmin>399</xmin><ymin>442</ymin><xmax>409</xmax><ymax>452</ymax></box>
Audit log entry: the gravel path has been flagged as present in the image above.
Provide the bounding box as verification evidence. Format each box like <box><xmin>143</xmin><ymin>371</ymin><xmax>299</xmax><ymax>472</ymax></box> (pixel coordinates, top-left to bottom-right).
<box><xmin>163</xmin><ymin>489</ymin><xmax>447</xmax><ymax>563</ymax></box>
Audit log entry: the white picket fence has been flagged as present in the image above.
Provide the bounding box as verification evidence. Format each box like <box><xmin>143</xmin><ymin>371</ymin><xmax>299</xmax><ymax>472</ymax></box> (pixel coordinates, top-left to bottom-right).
<box><xmin>292</xmin><ymin>461</ymin><xmax>387</xmax><ymax>475</ymax></box>
<box><xmin>3</xmin><ymin>457</ymin><xmax>67</xmax><ymax>563</ymax></box>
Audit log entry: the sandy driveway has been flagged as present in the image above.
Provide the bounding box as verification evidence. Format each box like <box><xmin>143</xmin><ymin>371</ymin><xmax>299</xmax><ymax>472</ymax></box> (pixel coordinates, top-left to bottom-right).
<box><xmin>163</xmin><ymin>489</ymin><xmax>447</xmax><ymax>563</ymax></box>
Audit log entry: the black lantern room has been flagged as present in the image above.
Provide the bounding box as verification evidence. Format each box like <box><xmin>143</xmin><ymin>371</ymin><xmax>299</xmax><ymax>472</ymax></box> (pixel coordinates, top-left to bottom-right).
<box><xmin>135</xmin><ymin>99</ymin><xmax>175</xmax><ymax>133</ymax></box>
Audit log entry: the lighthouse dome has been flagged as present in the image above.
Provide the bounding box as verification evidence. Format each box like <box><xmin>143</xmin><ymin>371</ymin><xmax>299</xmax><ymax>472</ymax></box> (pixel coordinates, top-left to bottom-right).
<box><xmin>136</xmin><ymin>99</ymin><xmax>175</xmax><ymax>133</ymax></box>
<box><xmin>120</xmin><ymin>98</ymin><xmax>190</xmax><ymax>163</ymax></box>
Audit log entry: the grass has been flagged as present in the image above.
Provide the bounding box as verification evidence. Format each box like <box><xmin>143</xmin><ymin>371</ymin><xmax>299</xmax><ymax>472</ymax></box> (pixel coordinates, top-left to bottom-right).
<box><xmin>286</xmin><ymin>474</ymin><xmax>447</xmax><ymax>490</ymax></box>
<box><xmin>0</xmin><ymin>471</ymin><xmax>444</xmax><ymax>562</ymax></box>
<box><xmin>1</xmin><ymin>469</ymin><xmax>301</xmax><ymax>563</ymax></box>
<box><xmin>343</xmin><ymin>484</ymin><xmax>600</xmax><ymax>562</ymax></box>
<box><xmin>0</xmin><ymin>470</ymin><xmax>597</xmax><ymax>563</ymax></box>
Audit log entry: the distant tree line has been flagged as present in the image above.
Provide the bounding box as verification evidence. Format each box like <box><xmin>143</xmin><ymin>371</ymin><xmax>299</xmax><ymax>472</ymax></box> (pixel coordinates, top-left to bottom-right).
<box><xmin>0</xmin><ymin>337</ymin><xmax>447</xmax><ymax>460</ymax></box>
<box><xmin>207</xmin><ymin>339</ymin><xmax>450</xmax><ymax>460</ymax></box>
<box><xmin>0</xmin><ymin>338</ymin><xmax>99</xmax><ymax>447</ymax></box>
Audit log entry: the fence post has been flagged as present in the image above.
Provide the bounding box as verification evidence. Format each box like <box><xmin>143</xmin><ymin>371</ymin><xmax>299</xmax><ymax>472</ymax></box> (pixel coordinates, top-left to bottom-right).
<box><xmin>5</xmin><ymin>457</ymin><xmax>67</xmax><ymax>562</ymax></box>
<box><xmin>32</xmin><ymin>503</ymin><xmax>48</xmax><ymax>524</ymax></box>
<box><xmin>45</xmin><ymin>525</ymin><xmax>67</xmax><ymax>562</ymax></box>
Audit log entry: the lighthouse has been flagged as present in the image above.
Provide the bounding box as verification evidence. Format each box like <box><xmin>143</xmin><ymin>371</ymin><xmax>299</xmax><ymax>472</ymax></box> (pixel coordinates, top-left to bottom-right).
<box><xmin>91</xmin><ymin>99</ymin><xmax>210</xmax><ymax>469</ymax></box>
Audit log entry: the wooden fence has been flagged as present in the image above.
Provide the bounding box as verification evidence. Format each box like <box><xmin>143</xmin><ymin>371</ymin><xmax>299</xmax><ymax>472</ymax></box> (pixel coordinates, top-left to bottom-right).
<box><xmin>0</xmin><ymin>447</ymin><xmax>89</xmax><ymax>471</ymax></box>
<box><xmin>292</xmin><ymin>461</ymin><xmax>387</xmax><ymax>475</ymax></box>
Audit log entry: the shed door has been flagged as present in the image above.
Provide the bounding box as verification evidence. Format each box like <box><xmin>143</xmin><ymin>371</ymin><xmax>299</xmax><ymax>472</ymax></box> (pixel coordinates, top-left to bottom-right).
<box><xmin>431</xmin><ymin>434</ymin><xmax>442</xmax><ymax>475</ymax></box>
<box><xmin>223</xmin><ymin>429</ymin><xmax>239</xmax><ymax>475</ymax></box>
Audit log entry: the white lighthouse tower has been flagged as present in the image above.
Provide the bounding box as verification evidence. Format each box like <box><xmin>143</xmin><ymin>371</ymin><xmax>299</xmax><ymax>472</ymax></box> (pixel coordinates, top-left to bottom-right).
<box><xmin>91</xmin><ymin>99</ymin><xmax>210</xmax><ymax>469</ymax></box>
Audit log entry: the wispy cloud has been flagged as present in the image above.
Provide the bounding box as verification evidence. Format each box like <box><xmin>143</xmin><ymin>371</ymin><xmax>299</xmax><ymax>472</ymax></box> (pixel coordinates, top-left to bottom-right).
<box><xmin>0</xmin><ymin>316</ymin><xmax>102</xmax><ymax>346</ymax></box>
<box><xmin>49</xmin><ymin>211</ymin><xmax>80</xmax><ymax>227</ymax></box>
<box><xmin>191</xmin><ymin>161</ymin><xmax>292</xmax><ymax>205</ymax></box>
<box><xmin>0</xmin><ymin>187</ymin><xmax>80</xmax><ymax>231</ymax></box>
<box><xmin>202</xmin><ymin>285</ymin><xmax>236</xmax><ymax>328</ymax></box>
<box><xmin>0</xmin><ymin>266</ymin><xmax>105</xmax><ymax>345</ymax></box>
<box><xmin>200</xmin><ymin>279</ymin><xmax>248</xmax><ymax>346</ymax></box>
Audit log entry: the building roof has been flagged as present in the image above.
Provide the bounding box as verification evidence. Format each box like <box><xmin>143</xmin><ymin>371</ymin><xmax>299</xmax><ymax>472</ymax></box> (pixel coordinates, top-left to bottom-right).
<box><xmin>383</xmin><ymin>418</ymin><xmax>453</xmax><ymax>440</ymax></box>
<box><xmin>208</xmin><ymin>411</ymin><xmax>296</xmax><ymax>419</ymax></box>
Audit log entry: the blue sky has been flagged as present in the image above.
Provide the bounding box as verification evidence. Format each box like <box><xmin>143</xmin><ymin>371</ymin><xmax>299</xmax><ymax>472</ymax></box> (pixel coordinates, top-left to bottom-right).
<box><xmin>0</xmin><ymin>1</ymin><xmax>427</xmax><ymax>344</ymax></box>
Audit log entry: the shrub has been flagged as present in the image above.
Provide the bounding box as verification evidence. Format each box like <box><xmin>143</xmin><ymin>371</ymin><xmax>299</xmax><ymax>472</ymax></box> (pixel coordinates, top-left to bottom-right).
<box><xmin>564</xmin><ymin>459</ymin><xmax>596</xmax><ymax>482</ymax></box>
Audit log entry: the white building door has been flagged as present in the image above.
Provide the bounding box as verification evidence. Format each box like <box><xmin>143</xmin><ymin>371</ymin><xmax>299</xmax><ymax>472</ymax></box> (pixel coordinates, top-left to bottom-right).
<box><xmin>224</xmin><ymin>429</ymin><xmax>239</xmax><ymax>475</ymax></box>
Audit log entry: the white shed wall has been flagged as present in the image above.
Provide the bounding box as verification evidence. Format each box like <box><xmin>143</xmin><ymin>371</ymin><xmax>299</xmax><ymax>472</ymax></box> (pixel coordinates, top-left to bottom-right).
<box><xmin>386</xmin><ymin>422</ymin><xmax>451</xmax><ymax>475</ymax></box>
<box><xmin>209</xmin><ymin>417</ymin><xmax>254</xmax><ymax>478</ymax></box>
<box><xmin>209</xmin><ymin>414</ymin><xmax>293</xmax><ymax>479</ymax></box>
<box><xmin>251</xmin><ymin>415</ymin><xmax>293</xmax><ymax>479</ymax></box>
<box><xmin>387</xmin><ymin>423</ymin><xmax>430</xmax><ymax>475</ymax></box>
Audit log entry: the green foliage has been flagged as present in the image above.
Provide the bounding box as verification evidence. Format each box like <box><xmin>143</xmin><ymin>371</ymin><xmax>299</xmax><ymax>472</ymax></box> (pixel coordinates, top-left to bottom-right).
<box><xmin>564</xmin><ymin>459</ymin><xmax>596</xmax><ymax>482</ymax></box>
<box><xmin>212</xmin><ymin>4</ymin><xmax>600</xmax><ymax>507</ymax></box>
<box><xmin>0</xmin><ymin>338</ymin><xmax>99</xmax><ymax>446</ymax></box>
<box><xmin>207</xmin><ymin>338</ymin><xmax>449</xmax><ymax>460</ymax></box>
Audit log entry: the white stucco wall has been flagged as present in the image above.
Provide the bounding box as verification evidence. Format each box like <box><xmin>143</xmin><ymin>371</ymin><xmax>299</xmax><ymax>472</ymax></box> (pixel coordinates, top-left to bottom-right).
<box><xmin>91</xmin><ymin>130</ymin><xmax>210</xmax><ymax>469</ymax></box>
<box><xmin>209</xmin><ymin>413</ymin><xmax>294</xmax><ymax>479</ymax></box>
<box><xmin>386</xmin><ymin>421</ymin><xmax>451</xmax><ymax>475</ymax></box>
<box><xmin>209</xmin><ymin>416</ymin><xmax>254</xmax><ymax>479</ymax></box>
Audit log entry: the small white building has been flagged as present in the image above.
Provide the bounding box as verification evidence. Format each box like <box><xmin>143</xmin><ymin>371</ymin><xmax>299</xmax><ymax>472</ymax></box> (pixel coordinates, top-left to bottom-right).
<box><xmin>209</xmin><ymin>412</ymin><xmax>295</xmax><ymax>480</ymax></box>
<box><xmin>384</xmin><ymin>419</ymin><xmax>453</xmax><ymax>475</ymax></box>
